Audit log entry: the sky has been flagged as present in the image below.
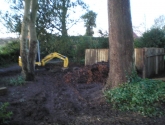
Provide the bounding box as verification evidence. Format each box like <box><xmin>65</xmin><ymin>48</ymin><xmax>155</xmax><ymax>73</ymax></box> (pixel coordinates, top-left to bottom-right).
<box><xmin>0</xmin><ymin>0</ymin><xmax>165</xmax><ymax>38</ymax></box>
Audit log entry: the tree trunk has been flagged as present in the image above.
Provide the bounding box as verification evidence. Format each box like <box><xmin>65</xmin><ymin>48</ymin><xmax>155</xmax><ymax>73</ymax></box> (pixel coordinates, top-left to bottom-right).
<box><xmin>61</xmin><ymin>0</ymin><xmax>68</xmax><ymax>36</ymax></box>
<box><xmin>20</xmin><ymin>0</ymin><xmax>38</xmax><ymax>81</ymax></box>
<box><xmin>20</xmin><ymin>0</ymin><xmax>31</xmax><ymax>80</ymax></box>
<box><xmin>105</xmin><ymin>0</ymin><xmax>134</xmax><ymax>89</ymax></box>
<box><xmin>61</xmin><ymin>19</ymin><xmax>67</xmax><ymax>36</ymax></box>
<box><xmin>28</xmin><ymin>0</ymin><xmax>38</xmax><ymax>80</ymax></box>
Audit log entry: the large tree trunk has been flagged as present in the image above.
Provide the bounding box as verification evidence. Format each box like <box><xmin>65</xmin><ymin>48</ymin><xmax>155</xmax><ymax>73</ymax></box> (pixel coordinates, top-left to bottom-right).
<box><xmin>105</xmin><ymin>0</ymin><xmax>134</xmax><ymax>89</ymax></box>
<box><xmin>20</xmin><ymin>0</ymin><xmax>38</xmax><ymax>81</ymax></box>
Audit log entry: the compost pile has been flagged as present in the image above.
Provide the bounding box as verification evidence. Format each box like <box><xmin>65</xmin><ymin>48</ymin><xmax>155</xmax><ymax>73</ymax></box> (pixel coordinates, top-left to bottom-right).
<box><xmin>64</xmin><ymin>62</ymin><xmax>109</xmax><ymax>84</ymax></box>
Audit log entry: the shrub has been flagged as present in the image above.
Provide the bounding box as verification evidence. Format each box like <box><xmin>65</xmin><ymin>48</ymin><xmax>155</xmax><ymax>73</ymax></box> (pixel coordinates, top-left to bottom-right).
<box><xmin>40</xmin><ymin>36</ymin><xmax>73</xmax><ymax>58</ymax></box>
<box><xmin>134</xmin><ymin>38</ymin><xmax>144</xmax><ymax>48</ymax></box>
<box><xmin>71</xmin><ymin>36</ymin><xmax>91</xmax><ymax>63</ymax></box>
<box><xmin>0</xmin><ymin>41</ymin><xmax>20</xmax><ymax>66</ymax></box>
<box><xmin>105</xmin><ymin>75</ymin><xmax>165</xmax><ymax>116</ymax></box>
<box><xmin>134</xmin><ymin>28</ymin><xmax>165</xmax><ymax>48</ymax></box>
<box><xmin>0</xmin><ymin>36</ymin><xmax>108</xmax><ymax>66</ymax></box>
<box><xmin>69</xmin><ymin>36</ymin><xmax>108</xmax><ymax>63</ymax></box>
<box><xmin>0</xmin><ymin>102</ymin><xmax>13</xmax><ymax>124</ymax></box>
<box><xmin>40</xmin><ymin>36</ymin><xmax>109</xmax><ymax>64</ymax></box>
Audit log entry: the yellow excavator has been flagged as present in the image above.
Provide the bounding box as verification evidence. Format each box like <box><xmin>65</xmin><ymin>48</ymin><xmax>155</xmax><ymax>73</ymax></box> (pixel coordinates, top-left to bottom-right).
<box><xmin>18</xmin><ymin>52</ymin><xmax>69</xmax><ymax>68</ymax></box>
<box><xmin>19</xmin><ymin>40</ymin><xmax>69</xmax><ymax>69</ymax></box>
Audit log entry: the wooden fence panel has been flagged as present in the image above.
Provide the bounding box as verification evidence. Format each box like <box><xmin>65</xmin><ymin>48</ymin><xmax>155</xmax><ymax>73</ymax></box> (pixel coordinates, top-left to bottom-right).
<box><xmin>134</xmin><ymin>48</ymin><xmax>144</xmax><ymax>72</ymax></box>
<box><xmin>85</xmin><ymin>48</ymin><xmax>165</xmax><ymax>78</ymax></box>
<box><xmin>85</xmin><ymin>49</ymin><xmax>108</xmax><ymax>65</ymax></box>
<box><xmin>135</xmin><ymin>48</ymin><xmax>164</xmax><ymax>78</ymax></box>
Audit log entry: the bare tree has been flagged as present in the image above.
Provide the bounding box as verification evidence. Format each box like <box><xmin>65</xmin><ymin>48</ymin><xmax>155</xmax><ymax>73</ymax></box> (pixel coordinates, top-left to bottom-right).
<box><xmin>153</xmin><ymin>15</ymin><xmax>165</xmax><ymax>29</ymax></box>
<box><xmin>105</xmin><ymin>0</ymin><xmax>134</xmax><ymax>89</ymax></box>
<box><xmin>20</xmin><ymin>0</ymin><xmax>38</xmax><ymax>81</ymax></box>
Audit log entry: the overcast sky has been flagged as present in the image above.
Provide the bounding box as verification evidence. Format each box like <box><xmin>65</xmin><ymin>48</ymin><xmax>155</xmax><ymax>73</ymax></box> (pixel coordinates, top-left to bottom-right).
<box><xmin>0</xmin><ymin>0</ymin><xmax>165</xmax><ymax>38</ymax></box>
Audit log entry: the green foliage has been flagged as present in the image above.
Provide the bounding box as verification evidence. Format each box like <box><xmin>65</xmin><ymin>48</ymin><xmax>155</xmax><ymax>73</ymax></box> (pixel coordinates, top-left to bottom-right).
<box><xmin>0</xmin><ymin>36</ymin><xmax>108</xmax><ymax>66</ymax></box>
<box><xmin>126</xmin><ymin>70</ymin><xmax>141</xmax><ymax>83</ymax></box>
<box><xmin>40</xmin><ymin>36</ymin><xmax>109</xmax><ymax>64</ymax></box>
<box><xmin>81</xmin><ymin>10</ymin><xmax>97</xmax><ymax>36</ymax></box>
<box><xmin>134</xmin><ymin>38</ymin><xmax>144</xmax><ymax>48</ymax></box>
<box><xmin>0</xmin><ymin>41</ymin><xmax>20</xmax><ymax>54</ymax></box>
<box><xmin>134</xmin><ymin>28</ymin><xmax>165</xmax><ymax>48</ymax></box>
<box><xmin>2</xmin><ymin>0</ymin><xmax>88</xmax><ymax>37</ymax></box>
<box><xmin>40</xmin><ymin>36</ymin><xmax>72</xmax><ymax>57</ymax></box>
<box><xmin>8</xmin><ymin>75</ymin><xmax>25</xmax><ymax>86</ymax></box>
<box><xmin>0</xmin><ymin>41</ymin><xmax>20</xmax><ymax>66</ymax></box>
<box><xmin>105</xmin><ymin>74</ymin><xmax>165</xmax><ymax>116</ymax></box>
<box><xmin>0</xmin><ymin>102</ymin><xmax>13</xmax><ymax>124</ymax></box>
<box><xmin>71</xmin><ymin>36</ymin><xmax>108</xmax><ymax>63</ymax></box>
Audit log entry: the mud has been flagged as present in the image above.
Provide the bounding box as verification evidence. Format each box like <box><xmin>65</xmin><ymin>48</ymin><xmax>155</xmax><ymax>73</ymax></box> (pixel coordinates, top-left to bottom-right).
<box><xmin>0</xmin><ymin>63</ymin><xmax>165</xmax><ymax>125</ymax></box>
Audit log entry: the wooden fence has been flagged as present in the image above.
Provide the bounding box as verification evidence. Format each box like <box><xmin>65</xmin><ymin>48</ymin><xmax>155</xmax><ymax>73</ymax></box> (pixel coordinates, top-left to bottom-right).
<box><xmin>85</xmin><ymin>48</ymin><xmax>165</xmax><ymax>78</ymax></box>
<box><xmin>135</xmin><ymin>48</ymin><xmax>164</xmax><ymax>78</ymax></box>
<box><xmin>85</xmin><ymin>49</ymin><xmax>109</xmax><ymax>66</ymax></box>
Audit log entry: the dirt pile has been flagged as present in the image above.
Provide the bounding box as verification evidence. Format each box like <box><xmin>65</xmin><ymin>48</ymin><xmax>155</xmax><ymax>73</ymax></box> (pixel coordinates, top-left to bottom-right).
<box><xmin>64</xmin><ymin>62</ymin><xmax>109</xmax><ymax>84</ymax></box>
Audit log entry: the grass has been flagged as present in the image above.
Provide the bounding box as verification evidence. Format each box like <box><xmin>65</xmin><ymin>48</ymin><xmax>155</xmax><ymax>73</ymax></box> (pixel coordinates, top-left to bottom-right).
<box><xmin>0</xmin><ymin>102</ymin><xmax>13</xmax><ymax>124</ymax></box>
<box><xmin>0</xmin><ymin>75</ymin><xmax>25</xmax><ymax>86</ymax></box>
<box><xmin>8</xmin><ymin>75</ymin><xmax>25</xmax><ymax>86</ymax></box>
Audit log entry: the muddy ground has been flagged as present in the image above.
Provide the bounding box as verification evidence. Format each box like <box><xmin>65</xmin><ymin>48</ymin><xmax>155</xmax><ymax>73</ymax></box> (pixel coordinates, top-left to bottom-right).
<box><xmin>0</xmin><ymin>62</ymin><xmax>165</xmax><ymax>125</ymax></box>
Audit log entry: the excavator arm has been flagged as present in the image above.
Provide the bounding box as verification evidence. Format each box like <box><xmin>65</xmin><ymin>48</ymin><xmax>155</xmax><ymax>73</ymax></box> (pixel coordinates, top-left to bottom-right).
<box><xmin>41</xmin><ymin>52</ymin><xmax>68</xmax><ymax>68</ymax></box>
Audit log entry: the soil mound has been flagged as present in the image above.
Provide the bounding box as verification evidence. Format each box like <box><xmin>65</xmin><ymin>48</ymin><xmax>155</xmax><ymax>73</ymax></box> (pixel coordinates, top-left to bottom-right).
<box><xmin>64</xmin><ymin>62</ymin><xmax>109</xmax><ymax>84</ymax></box>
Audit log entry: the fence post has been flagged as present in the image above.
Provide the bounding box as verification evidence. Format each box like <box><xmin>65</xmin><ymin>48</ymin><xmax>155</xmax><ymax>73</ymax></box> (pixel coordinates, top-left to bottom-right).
<box><xmin>155</xmin><ymin>49</ymin><xmax>158</xmax><ymax>74</ymax></box>
<box><xmin>142</xmin><ymin>48</ymin><xmax>147</xmax><ymax>78</ymax></box>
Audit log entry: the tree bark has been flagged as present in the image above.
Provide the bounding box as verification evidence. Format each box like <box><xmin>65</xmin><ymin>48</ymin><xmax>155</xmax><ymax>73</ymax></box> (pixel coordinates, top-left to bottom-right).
<box><xmin>105</xmin><ymin>0</ymin><xmax>134</xmax><ymax>89</ymax></box>
<box><xmin>20</xmin><ymin>0</ymin><xmax>38</xmax><ymax>81</ymax></box>
<box><xmin>20</xmin><ymin>0</ymin><xmax>31</xmax><ymax>80</ymax></box>
<box><xmin>61</xmin><ymin>0</ymin><xmax>68</xmax><ymax>36</ymax></box>
<box><xmin>28</xmin><ymin>0</ymin><xmax>38</xmax><ymax>80</ymax></box>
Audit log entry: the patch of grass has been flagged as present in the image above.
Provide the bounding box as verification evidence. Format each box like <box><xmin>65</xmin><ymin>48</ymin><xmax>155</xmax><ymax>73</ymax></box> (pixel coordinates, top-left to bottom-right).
<box><xmin>105</xmin><ymin>74</ymin><xmax>165</xmax><ymax>117</ymax></box>
<box><xmin>0</xmin><ymin>102</ymin><xmax>13</xmax><ymax>124</ymax></box>
<box><xmin>8</xmin><ymin>75</ymin><xmax>25</xmax><ymax>86</ymax></box>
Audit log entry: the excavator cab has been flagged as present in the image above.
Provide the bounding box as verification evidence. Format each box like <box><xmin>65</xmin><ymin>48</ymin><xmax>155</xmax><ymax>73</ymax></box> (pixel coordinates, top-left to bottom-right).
<box><xmin>18</xmin><ymin>41</ymin><xmax>69</xmax><ymax>68</ymax></box>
